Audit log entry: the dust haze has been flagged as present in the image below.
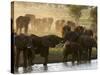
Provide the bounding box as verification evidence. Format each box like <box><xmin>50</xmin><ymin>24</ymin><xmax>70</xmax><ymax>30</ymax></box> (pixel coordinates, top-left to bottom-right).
<box><xmin>12</xmin><ymin>1</ymin><xmax>95</xmax><ymax>36</ymax></box>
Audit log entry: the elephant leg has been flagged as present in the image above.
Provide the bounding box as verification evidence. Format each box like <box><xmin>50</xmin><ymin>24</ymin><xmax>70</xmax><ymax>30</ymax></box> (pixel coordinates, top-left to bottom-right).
<box><xmin>32</xmin><ymin>50</ymin><xmax>35</xmax><ymax>66</ymax></box>
<box><xmin>82</xmin><ymin>48</ymin><xmax>88</xmax><ymax>62</ymax></box>
<box><xmin>63</xmin><ymin>48</ymin><xmax>68</xmax><ymax>62</ymax></box>
<box><xmin>27</xmin><ymin>49</ymin><xmax>34</xmax><ymax>71</ymax></box>
<box><xmin>15</xmin><ymin>48</ymin><xmax>20</xmax><ymax>72</ymax></box>
<box><xmin>43</xmin><ymin>56</ymin><xmax>48</xmax><ymax>66</ymax></box>
<box><xmin>78</xmin><ymin>50</ymin><xmax>82</xmax><ymax>64</ymax></box>
<box><xmin>88</xmin><ymin>48</ymin><xmax>92</xmax><ymax>62</ymax></box>
<box><xmin>63</xmin><ymin>53</ymin><xmax>68</xmax><ymax>62</ymax></box>
<box><xmin>79</xmin><ymin>50</ymin><xmax>82</xmax><ymax>63</ymax></box>
<box><xmin>19</xmin><ymin>27</ymin><xmax>22</xmax><ymax>34</ymax></box>
<box><xmin>76</xmin><ymin>50</ymin><xmax>80</xmax><ymax>64</ymax></box>
<box><xmin>24</xmin><ymin>26</ymin><xmax>28</xmax><ymax>34</ymax></box>
<box><xmin>72</xmin><ymin>52</ymin><xmax>76</xmax><ymax>65</ymax></box>
<box><xmin>28</xmin><ymin>49</ymin><xmax>34</xmax><ymax>66</ymax></box>
<box><xmin>86</xmin><ymin>49</ymin><xmax>89</xmax><ymax>62</ymax></box>
<box><xmin>23</xmin><ymin>49</ymin><xmax>28</xmax><ymax>72</ymax></box>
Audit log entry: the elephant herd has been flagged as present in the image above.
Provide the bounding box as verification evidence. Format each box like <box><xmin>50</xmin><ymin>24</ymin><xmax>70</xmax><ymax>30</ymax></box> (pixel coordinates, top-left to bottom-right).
<box><xmin>62</xmin><ymin>25</ymin><xmax>97</xmax><ymax>64</ymax></box>
<box><xmin>16</xmin><ymin>14</ymin><xmax>54</xmax><ymax>34</ymax></box>
<box><xmin>12</xmin><ymin>16</ymin><xmax>97</xmax><ymax>72</ymax></box>
<box><xmin>16</xmin><ymin>14</ymin><xmax>76</xmax><ymax>34</ymax></box>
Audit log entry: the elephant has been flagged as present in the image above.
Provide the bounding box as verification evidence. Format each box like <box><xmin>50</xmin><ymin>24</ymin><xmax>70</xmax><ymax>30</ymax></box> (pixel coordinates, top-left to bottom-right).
<box><xmin>45</xmin><ymin>17</ymin><xmax>54</xmax><ymax>31</ymax></box>
<box><xmin>16</xmin><ymin>15</ymin><xmax>31</xmax><ymax>34</ymax></box>
<box><xmin>30</xmin><ymin>34</ymin><xmax>63</xmax><ymax>66</ymax></box>
<box><xmin>55</xmin><ymin>19</ymin><xmax>65</xmax><ymax>33</ymax></box>
<box><xmin>74</xmin><ymin>27</ymin><xmax>97</xmax><ymax>62</ymax></box>
<box><xmin>74</xmin><ymin>28</ymin><xmax>97</xmax><ymax>62</ymax></box>
<box><xmin>34</xmin><ymin>17</ymin><xmax>54</xmax><ymax>33</ymax></box>
<box><xmin>14</xmin><ymin>34</ymin><xmax>34</xmax><ymax>72</ymax></box>
<box><xmin>84</xmin><ymin>29</ymin><xmax>93</xmax><ymax>37</ymax></box>
<box><xmin>34</xmin><ymin>18</ymin><xmax>47</xmax><ymax>32</ymax></box>
<box><xmin>34</xmin><ymin>18</ymin><xmax>41</xmax><ymax>31</ymax></box>
<box><xmin>14</xmin><ymin>33</ymin><xmax>63</xmax><ymax>72</ymax></box>
<box><xmin>78</xmin><ymin>32</ymin><xmax>97</xmax><ymax>62</ymax></box>
<box><xmin>62</xmin><ymin>30</ymin><xmax>81</xmax><ymax>64</ymax></box>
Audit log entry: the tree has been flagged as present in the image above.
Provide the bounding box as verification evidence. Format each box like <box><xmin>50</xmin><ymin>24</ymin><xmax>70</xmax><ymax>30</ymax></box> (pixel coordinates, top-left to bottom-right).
<box><xmin>68</xmin><ymin>5</ymin><xmax>88</xmax><ymax>25</ymax></box>
<box><xmin>90</xmin><ymin>7</ymin><xmax>97</xmax><ymax>33</ymax></box>
<box><xmin>90</xmin><ymin>7</ymin><xmax>97</xmax><ymax>24</ymax></box>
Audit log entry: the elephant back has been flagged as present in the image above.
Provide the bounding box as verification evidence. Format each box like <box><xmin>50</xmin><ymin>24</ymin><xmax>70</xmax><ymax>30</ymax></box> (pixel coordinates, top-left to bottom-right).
<box><xmin>64</xmin><ymin>31</ymin><xmax>80</xmax><ymax>42</ymax></box>
<box><xmin>78</xmin><ymin>35</ymin><xmax>96</xmax><ymax>48</ymax></box>
<box><xmin>15</xmin><ymin>34</ymin><xmax>29</xmax><ymax>49</ymax></box>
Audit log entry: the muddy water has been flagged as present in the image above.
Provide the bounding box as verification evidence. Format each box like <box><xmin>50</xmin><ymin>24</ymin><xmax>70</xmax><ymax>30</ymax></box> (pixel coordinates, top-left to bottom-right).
<box><xmin>17</xmin><ymin>60</ymin><xmax>97</xmax><ymax>74</ymax></box>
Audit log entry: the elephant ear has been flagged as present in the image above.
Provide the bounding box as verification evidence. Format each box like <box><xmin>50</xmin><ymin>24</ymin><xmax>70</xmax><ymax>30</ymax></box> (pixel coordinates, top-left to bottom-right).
<box><xmin>41</xmin><ymin>37</ymin><xmax>52</xmax><ymax>47</ymax></box>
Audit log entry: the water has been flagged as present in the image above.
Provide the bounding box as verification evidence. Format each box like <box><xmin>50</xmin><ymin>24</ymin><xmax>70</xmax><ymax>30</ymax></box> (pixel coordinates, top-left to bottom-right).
<box><xmin>17</xmin><ymin>60</ymin><xmax>97</xmax><ymax>74</ymax></box>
